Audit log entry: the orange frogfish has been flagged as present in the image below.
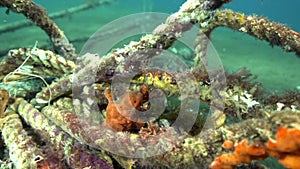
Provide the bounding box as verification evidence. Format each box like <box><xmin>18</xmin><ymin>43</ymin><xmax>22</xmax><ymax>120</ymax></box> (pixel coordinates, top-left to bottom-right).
<box><xmin>104</xmin><ymin>86</ymin><xmax>148</xmax><ymax>132</ymax></box>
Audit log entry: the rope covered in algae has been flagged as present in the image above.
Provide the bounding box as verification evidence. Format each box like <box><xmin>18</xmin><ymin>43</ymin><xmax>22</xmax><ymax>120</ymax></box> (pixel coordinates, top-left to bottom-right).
<box><xmin>210</xmin><ymin>9</ymin><xmax>300</xmax><ymax>56</ymax></box>
<box><xmin>11</xmin><ymin>98</ymin><xmax>114</xmax><ymax>169</ymax></box>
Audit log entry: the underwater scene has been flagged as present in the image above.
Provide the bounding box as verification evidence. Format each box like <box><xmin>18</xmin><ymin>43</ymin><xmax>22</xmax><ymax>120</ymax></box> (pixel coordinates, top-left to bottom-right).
<box><xmin>0</xmin><ymin>0</ymin><xmax>299</xmax><ymax>168</ymax></box>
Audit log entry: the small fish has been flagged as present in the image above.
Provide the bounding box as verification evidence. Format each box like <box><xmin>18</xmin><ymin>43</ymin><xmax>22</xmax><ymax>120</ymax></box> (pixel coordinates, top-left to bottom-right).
<box><xmin>5</xmin><ymin>9</ymin><xmax>9</xmax><ymax>15</ymax></box>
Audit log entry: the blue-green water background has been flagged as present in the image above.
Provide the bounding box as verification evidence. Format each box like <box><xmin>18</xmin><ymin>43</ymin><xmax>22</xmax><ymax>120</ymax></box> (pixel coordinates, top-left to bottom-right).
<box><xmin>0</xmin><ymin>0</ymin><xmax>299</xmax><ymax>93</ymax></box>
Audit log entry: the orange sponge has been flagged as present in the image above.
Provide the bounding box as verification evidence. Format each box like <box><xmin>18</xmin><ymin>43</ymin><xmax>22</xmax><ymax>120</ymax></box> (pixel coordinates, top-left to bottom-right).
<box><xmin>210</xmin><ymin>126</ymin><xmax>300</xmax><ymax>169</ymax></box>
